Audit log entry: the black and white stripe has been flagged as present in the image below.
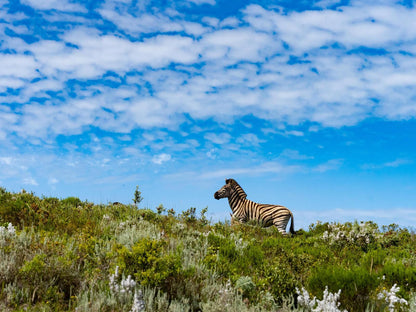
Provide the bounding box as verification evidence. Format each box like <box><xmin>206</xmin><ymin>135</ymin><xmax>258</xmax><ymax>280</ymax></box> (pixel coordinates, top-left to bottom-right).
<box><xmin>214</xmin><ymin>178</ymin><xmax>295</xmax><ymax>235</ymax></box>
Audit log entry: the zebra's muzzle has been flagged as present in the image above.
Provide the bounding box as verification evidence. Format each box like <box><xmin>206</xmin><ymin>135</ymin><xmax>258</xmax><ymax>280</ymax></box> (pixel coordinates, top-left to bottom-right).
<box><xmin>214</xmin><ymin>192</ymin><xmax>221</xmax><ymax>200</ymax></box>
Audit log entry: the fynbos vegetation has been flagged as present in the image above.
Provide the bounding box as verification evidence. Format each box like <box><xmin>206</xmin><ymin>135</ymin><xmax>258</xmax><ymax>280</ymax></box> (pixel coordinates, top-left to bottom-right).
<box><xmin>0</xmin><ymin>187</ymin><xmax>415</xmax><ymax>311</ymax></box>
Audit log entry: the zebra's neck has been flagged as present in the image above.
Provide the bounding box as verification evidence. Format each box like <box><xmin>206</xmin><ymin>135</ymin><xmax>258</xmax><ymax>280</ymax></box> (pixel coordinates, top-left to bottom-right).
<box><xmin>228</xmin><ymin>190</ymin><xmax>249</xmax><ymax>219</ymax></box>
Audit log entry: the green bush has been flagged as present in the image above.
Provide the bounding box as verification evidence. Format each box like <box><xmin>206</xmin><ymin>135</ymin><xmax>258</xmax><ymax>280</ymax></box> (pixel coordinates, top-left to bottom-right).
<box><xmin>116</xmin><ymin>239</ymin><xmax>182</xmax><ymax>294</ymax></box>
<box><xmin>382</xmin><ymin>261</ymin><xmax>416</xmax><ymax>291</ymax></box>
<box><xmin>308</xmin><ymin>264</ymin><xmax>379</xmax><ymax>311</ymax></box>
<box><xmin>262</xmin><ymin>259</ymin><xmax>299</xmax><ymax>302</ymax></box>
<box><xmin>61</xmin><ymin>196</ymin><xmax>83</xmax><ymax>208</ymax></box>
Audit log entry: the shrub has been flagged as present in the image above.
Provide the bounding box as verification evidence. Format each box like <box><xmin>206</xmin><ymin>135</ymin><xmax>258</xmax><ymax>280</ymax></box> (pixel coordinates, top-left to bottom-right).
<box><xmin>382</xmin><ymin>261</ymin><xmax>416</xmax><ymax>291</ymax></box>
<box><xmin>262</xmin><ymin>260</ymin><xmax>299</xmax><ymax>302</ymax></box>
<box><xmin>308</xmin><ymin>265</ymin><xmax>378</xmax><ymax>311</ymax></box>
<box><xmin>116</xmin><ymin>239</ymin><xmax>182</xmax><ymax>297</ymax></box>
<box><xmin>61</xmin><ymin>196</ymin><xmax>83</xmax><ymax>208</ymax></box>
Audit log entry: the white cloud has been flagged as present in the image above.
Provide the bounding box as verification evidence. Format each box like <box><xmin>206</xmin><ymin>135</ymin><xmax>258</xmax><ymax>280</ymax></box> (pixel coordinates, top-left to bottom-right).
<box><xmin>187</xmin><ymin>0</ymin><xmax>216</xmax><ymax>5</ymax></box>
<box><xmin>21</xmin><ymin>0</ymin><xmax>86</xmax><ymax>12</ymax></box>
<box><xmin>384</xmin><ymin>159</ymin><xmax>412</xmax><ymax>168</ymax></box>
<box><xmin>0</xmin><ymin>106</ymin><xmax>19</xmax><ymax>140</ymax></box>
<box><xmin>296</xmin><ymin>207</ymin><xmax>416</xmax><ymax>229</ymax></box>
<box><xmin>200</xmin><ymin>161</ymin><xmax>301</xmax><ymax>180</ymax></box>
<box><xmin>23</xmin><ymin>177</ymin><xmax>38</xmax><ymax>186</ymax></box>
<box><xmin>26</xmin><ymin>29</ymin><xmax>200</xmax><ymax>80</ymax></box>
<box><xmin>152</xmin><ymin>153</ymin><xmax>172</xmax><ymax>165</ymax></box>
<box><xmin>0</xmin><ymin>157</ymin><xmax>13</xmax><ymax>165</ymax></box>
<box><xmin>201</xmin><ymin>28</ymin><xmax>278</xmax><ymax>63</ymax></box>
<box><xmin>98</xmin><ymin>3</ymin><xmax>210</xmax><ymax>36</ymax></box>
<box><xmin>362</xmin><ymin>158</ymin><xmax>413</xmax><ymax>170</ymax></box>
<box><xmin>128</xmin><ymin>98</ymin><xmax>179</xmax><ymax>129</ymax></box>
<box><xmin>236</xmin><ymin>133</ymin><xmax>263</xmax><ymax>146</ymax></box>
<box><xmin>283</xmin><ymin>130</ymin><xmax>305</xmax><ymax>137</ymax></box>
<box><xmin>312</xmin><ymin>159</ymin><xmax>343</xmax><ymax>173</ymax></box>
<box><xmin>313</xmin><ymin>0</ymin><xmax>344</xmax><ymax>9</ymax></box>
<box><xmin>204</xmin><ymin>133</ymin><xmax>231</xmax><ymax>145</ymax></box>
<box><xmin>2</xmin><ymin>1</ymin><xmax>416</xmax><ymax>141</ymax></box>
<box><xmin>332</xmin><ymin>207</ymin><xmax>416</xmax><ymax>225</ymax></box>
<box><xmin>206</xmin><ymin>148</ymin><xmax>218</xmax><ymax>159</ymax></box>
<box><xmin>16</xmin><ymin>100</ymin><xmax>96</xmax><ymax>138</ymax></box>
<box><xmin>280</xmin><ymin>149</ymin><xmax>313</xmax><ymax>160</ymax></box>
<box><xmin>48</xmin><ymin>177</ymin><xmax>59</xmax><ymax>184</ymax></box>
<box><xmin>0</xmin><ymin>77</ymin><xmax>26</xmax><ymax>91</ymax></box>
<box><xmin>99</xmin><ymin>9</ymin><xmax>181</xmax><ymax>35</ymax></box>
<box><xmin>0</xmin><ymin>54</ymin><xmax>38</xmax><ymax>80</ymax></box>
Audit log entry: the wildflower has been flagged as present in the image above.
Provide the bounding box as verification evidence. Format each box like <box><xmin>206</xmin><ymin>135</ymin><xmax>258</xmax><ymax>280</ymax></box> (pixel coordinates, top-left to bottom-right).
<box><xmin>296</xmin><ymin>286</ymin><xmax>347</xmax><ymax>312</ymax></box>
<box><xmin>0</xmin><ymin>223</ymin><xmax>16</xmax><ymax>246</ymax></box>
<box><xmin>377</xmin><ymin>284</ymin><xmax>408</xmax><ymax>312</ymax></box>
<box><xmin>219</xmin><ymin>280</ymin><xmax>232</xmax><ymax>296</ymax></box>
<box><xmin>120</xmin><ymin>275</ymin><xmax>136</xmax><ymax>294</ymax></box>
<box><xmin>7</xmin><ymin>223</ymin><xmax>16</xmax><ymax>235</ymax></box>
<box><xmin>131</xmin><ymin>290</ymin><xmax>145</xmax><ymax>312</ymax></box>
<box><xmin>109</xmin><ymin>266</ymin><xmax>120</xmax><ymax>293</ymax></box>
<box><xmin>0</xmin><ymin>223</ymin><xmax>16</xmax><ymax>237</ymax></box>
<box><xmin>217</xmin><ymin>280</ymin><xmax>234</xmax><ymax>307</ymax></box>
<box><xmin>159</xmin><ymin>230</ymin><xmax>165</xmax><ymax>239</ymax></box>
<box><xmin>315</xmin><ymin>287</ymin><xmax>345</xmax><ymax>312</ymax></box>
<box><xmin>109</xmin><ymin>266</ymin><xmax>137</xmax><ymax>295</ymax></box>
<box><xmin>296</xmin><ymin>287</ymin><xmax>316</xmax><ymax>309</ymax></box>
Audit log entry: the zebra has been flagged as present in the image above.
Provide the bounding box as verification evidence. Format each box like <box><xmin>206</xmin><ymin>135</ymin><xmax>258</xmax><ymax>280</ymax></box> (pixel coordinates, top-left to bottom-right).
<box><xmin>214</xmin><ymin>178</ymin><xmax>295</xmax><ymax>235</ymax></box>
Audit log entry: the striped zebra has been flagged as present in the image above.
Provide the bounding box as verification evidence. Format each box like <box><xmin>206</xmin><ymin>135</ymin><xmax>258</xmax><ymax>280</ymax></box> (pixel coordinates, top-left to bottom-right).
<box><xmin>214</xmin><ymin>178</ymin><xmax>295</xmax><ymax>235</ymax></box>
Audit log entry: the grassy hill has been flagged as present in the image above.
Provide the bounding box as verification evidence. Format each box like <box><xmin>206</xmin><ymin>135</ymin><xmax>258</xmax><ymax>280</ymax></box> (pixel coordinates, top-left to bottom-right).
<box><xmin>1</xmin><ymin>187</ymin><xmax>415</xmax><ymax>311</ymax></box>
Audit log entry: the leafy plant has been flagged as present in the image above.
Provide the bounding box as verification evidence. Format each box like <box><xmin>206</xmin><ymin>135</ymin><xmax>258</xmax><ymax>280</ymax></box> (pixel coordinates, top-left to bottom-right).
<box><xmin>133</xmin><ymin>185</ymin><xmax>143</xmax><ymax>206</ymax></box>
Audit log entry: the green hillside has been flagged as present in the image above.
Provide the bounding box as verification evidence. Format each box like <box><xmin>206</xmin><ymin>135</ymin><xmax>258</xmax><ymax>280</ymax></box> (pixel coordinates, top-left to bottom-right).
<box><xmin>1</xmin><ymin>187</ymin><xmax>415</xmax><ymax>311</ymax></box>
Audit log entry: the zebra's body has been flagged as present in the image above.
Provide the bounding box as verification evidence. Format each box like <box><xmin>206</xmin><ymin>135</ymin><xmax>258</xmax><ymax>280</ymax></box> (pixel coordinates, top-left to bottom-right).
<box><xmin>214</xmin><ymin>178</ymin><xmax>295</xmax><ymax>235</ymax></box>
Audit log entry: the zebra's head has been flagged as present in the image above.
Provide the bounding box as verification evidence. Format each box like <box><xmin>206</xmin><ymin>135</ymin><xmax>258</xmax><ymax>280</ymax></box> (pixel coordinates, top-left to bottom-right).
<box><xmin>214</xmin><ymin>178</ymin><xmax>246</xmax><ymax>200</ymax></box>
<box><xmin>214</xmin><ymin>179</ymin><xmax>233</xmax><ymax>199</ymax></box>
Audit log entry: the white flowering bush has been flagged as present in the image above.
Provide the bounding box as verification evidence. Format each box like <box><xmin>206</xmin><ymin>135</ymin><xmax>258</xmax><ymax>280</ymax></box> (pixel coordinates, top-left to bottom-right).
<box><xmin>296</xmin><ymin>287</ymin><xmax>318</xmax><ymax>310</ymax></box>
<box><xmin>296</xmin><ymin>286</ymin><xmax>347</xmax><ymax>312</ymax></box>
<box><xmin>230</xmin><ymin>232</ymin><xmax>248</xmax><ymax>252</ymax></box>
<box><xmin>102</xmin><ymin>214</ymin><xmax>111</xmax><ymax>221</ymax></box>
<box><xmin>113</xmin><ymin>217</ymin><xmax>161</xmax><ymax>248</ymax></box>
<box><xmin>109</xmin><ymin>266</ymin><xmax>145</xmax><ymax>311</ymax></box>
<box><xmin>0</xmin><ymin>224</ymin><xmax>21</xmax><ymax>283</ymax></box>
<box><xmin>218</xmin><ymin>279</ymin><xmax>233</xmax><ymax>299</ymax></box>
<box><xmin>322</xmin><ymin>222</ymin><xmax>381</xmax><ymax>248</ymax></box>
<box><xmin>201</xmin><ymin>279</ymin><xmax>248</xmax><ymax>312</ymax></box>
<box><xmin>109</xmin><ymin>266</ymin><xmax>137</xmax><ymax>295</ymax></box>
<box><xmin>377</xmin><ymin>284</ymin><xmax>408</xmax><ymax>312</ymax></box>
<box><xmin>0</xmin><ymin>223</ymin><xmax>16</xmax><ymax>246</ymax></box>
<box><xmin>131</xmin><ymin>290</ymin><xmax>145</xmax><ymax>312</ymax></box>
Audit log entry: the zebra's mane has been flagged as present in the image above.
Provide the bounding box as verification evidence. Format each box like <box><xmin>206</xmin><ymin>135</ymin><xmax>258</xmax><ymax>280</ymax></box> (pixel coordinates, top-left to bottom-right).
<box><xmin>226</xmin><ymin>178</ymin><xmax>247</xmax><ymax>199</ymax></box>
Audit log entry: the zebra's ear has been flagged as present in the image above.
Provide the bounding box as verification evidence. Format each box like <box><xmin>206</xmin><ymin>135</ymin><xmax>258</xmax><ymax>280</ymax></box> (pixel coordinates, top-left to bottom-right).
<box><xmin>226</xmin><ymin>178</ymin><xmax>235</xmax><ymax>185</ymax></box>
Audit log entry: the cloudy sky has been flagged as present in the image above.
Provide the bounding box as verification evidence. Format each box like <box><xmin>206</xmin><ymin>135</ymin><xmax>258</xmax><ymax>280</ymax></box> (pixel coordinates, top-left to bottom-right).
<box><xmin>1</xmin><ymin>0</ymin><xmax>416</xmax><ymax>229</ymax></box>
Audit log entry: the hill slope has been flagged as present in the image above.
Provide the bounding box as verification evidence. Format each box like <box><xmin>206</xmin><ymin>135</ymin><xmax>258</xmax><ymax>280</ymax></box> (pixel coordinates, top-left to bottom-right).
<box><xmin>1</xmin><ymin>188</ymin><xmax>415</xmax><ymax>311</ymax></box>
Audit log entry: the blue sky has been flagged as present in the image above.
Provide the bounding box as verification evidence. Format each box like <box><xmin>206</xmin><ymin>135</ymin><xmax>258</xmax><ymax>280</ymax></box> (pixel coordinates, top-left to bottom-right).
<box><xmin>1</xmin><ymin>0</ymin><xmax>416</xmax><ymax>229</ymax></box>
